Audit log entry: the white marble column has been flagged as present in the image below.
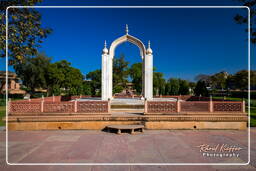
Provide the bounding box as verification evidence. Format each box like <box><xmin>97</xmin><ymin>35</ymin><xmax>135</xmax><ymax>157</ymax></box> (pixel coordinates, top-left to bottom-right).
<box><xmin>108</xmin><ymin>56</ymin><xmax>113</xmax><ymax>99</ymax></box>
<box><xmin>144</xmin><ymin>41</ymin><xmax>153</xmax><ymax>100</ymax></box>
<box><xmin>101</xmin><ymin>41</ymin><xmax>109</xmax><ymax>100</ymax></box>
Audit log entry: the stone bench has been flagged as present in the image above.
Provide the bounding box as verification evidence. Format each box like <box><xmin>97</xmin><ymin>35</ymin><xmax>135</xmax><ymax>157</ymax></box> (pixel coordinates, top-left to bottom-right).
<box><xmin>106</xmin><ymin>125</ymin><xmax>144</xmax><ymax>134</ymax></box>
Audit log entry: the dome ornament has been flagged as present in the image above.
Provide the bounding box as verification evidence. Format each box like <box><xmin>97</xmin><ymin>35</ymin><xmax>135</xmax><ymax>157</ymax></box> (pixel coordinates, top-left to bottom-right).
<box><xmin>125</xmin><ymin>24</ymin><xmax>129</xmax><ymax>35</ymax></box>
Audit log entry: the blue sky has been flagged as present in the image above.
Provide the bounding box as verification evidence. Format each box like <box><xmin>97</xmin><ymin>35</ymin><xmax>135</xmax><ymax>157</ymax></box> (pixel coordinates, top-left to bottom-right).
<box><xmin>2</xmin><ymin>0</ymin><xmax>254</xmax><ymax>81</ymax></box>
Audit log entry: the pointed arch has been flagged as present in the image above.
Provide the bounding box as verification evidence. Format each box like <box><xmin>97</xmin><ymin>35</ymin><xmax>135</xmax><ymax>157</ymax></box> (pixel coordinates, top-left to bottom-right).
<box><xmin>109</xmin><ymin>34</ymin><xmax>146</xmax><ymax>59</ymax></box>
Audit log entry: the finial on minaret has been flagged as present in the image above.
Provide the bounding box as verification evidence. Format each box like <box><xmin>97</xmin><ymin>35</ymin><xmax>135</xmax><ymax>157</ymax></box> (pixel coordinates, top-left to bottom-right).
<box><xmin>102</xmin><ymin>40</ymin><xmax>108</xmax><ymax>54</ymax></box>
<box><xmin>104</xmin><ymin>40</ymin><xmax>107</xmax><ymax>48</ymax></box>
<box><xmin>146</xmin><ymin>40</ymin><xmax>153</xmax><ymax>54</ymax></box>
<box><xmin>126</xmin><ymin>24</ymin><xmax>129</xmax><ymax>35</ymax></box>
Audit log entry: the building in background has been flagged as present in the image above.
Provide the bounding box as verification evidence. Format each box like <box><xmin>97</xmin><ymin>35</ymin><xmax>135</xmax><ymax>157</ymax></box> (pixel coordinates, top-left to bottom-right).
<box><xmin>0</xmin><ymin>71</ymin><xmax>26</xmax><ymax>95</ymax></box>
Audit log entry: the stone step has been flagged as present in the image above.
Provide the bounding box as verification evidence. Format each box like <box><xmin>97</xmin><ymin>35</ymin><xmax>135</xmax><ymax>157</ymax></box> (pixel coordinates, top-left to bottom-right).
<box><xmin>111</xmin><ymin>109</ymin><xmax>144</xmax><ymax>113</ymax></box>
<box><xmin>111</xmin><ymin>104</ymin><xmax>144</xmax><ymax>109</ymax></box>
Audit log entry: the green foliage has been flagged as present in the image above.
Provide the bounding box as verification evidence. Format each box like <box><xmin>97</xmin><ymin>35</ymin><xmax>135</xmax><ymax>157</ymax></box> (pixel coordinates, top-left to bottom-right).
<box><xmin>0</xmin><ymin>106</ymin><xmax>5</xmax><ymax>126</ymax></box>
<box><xmin>165</xmin><ymin>78</ymin><xmax>180</xmax><ymax>95</ymax></box>
<box><xmin>82</xmin><ymin>81</ymin><xmax>92</xmax><ymax>95</ymax></box>
<box><xmin>234</xmin><ymin>0</ymin><xmax>256</xmax><ymax>44</ymax></box>
<box><xmin>86</xmin><ymin>69</ymin><xmax>101</xmax><ymax>95</ymax></box>
<box><xmin>47</xmin><ymin>60</ymin><xmax>83</xmax><ymax>96</ymax></box>
<box><xmin>195</xmin><ymin>70</ymin><xmax>256</xmax><ymax>91</ymax></box>
<box><xmin>113</xmin><ymin>85</ymin><xmax>124</xmax><ymax>94</ymax></box>
<box><xmin>14</xmin><ymin>53</ymin><xmax>51</xmax><ymax>93</ymax></box>
<box><xmin>232</xmin><ymin>70</ymin><xmax>248</xmax><ymax>90</ymax></box>
<box><xmin>0</xmin><ymin>0</ymin><xmax>52</xmax><ymax>63</ymax></box>
<box><xmin>113</xmin><ymin>54</ymin><xmax>129</xmax><ymax>92</ymax></box>
<box><xmin>194</xmin><ymin>81</ymin><xmax>209</xmax><ymax>97</ymax></box>
<box><xmin>179</xmin><ymin>80</ymin><xmax>190</xmax><ymax>95</ymax></box>
<box><xmin>129</xmin><ymin>62</ymin><xmax>143</xmax><ymax>94</ymax></box>
<box><xmin>210</xmin><ymin>71</ymin><xmax>228</xmax><ymax>90</ymax></box>
<box><xmin>153</xmin><ymin>72</ymin><xmax>165</xmax><ymax>95</ymax></box>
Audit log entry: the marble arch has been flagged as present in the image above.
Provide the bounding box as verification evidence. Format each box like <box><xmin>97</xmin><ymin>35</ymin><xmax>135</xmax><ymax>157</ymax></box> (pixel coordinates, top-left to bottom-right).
<box><xmin>101</xmin><ymin>25</ymin><xmax>153</xmax><ymax>100</ymax></box>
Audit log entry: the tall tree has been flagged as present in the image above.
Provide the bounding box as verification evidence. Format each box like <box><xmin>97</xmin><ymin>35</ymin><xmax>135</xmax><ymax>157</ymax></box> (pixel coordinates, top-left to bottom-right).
<box><xmin>129</xmin><ymin>62</ymin><xmax>143</xmax><ymax>94</ymax></box>
<box><xmin>210</xmin><ymin>71</ymin><xmax>228</xmax><ymax>90</ymax></box>
<box><xmin>195</xmin><ymin>74</ymin><xmax>211</xmax><ymax>86</ymax></box>
<box><xmin>165</xmin><ymin>78</ymin><xmax>180</xmax><ymax>95</ymax></box>
<box><xmin>153</xmin><ymin>72</ymin><xmax>165</xmax><ymax>95</ymax></box>
<box><xmin>234</xmin><ymin>0</ymin><xmax>256</xmax><ymax>44</ymax></box>
<box><xmin>47</xmin><ymin>60</ymin><xmax>83</xmax><ymax>96</ymax></box>
<box><xmin>232</xmin><ymin>70</ymin><xmax>249</xmax><ymax>90</ymax></box>
<box><xmin>179</xmin><ymin>79</ymin><xmax>190</xmax><ymax>95</ymax></box>
<box><xmin>194</xmin><ymin>81</ymin><xmax>209</xmax><ymax>97</ymax></box>
<box><xmin>86</xmin><ymin>69</ymin><xmax>101</xmax><ymax>96</ymax></box>
<box><xmin>82</xmin><ymin>81</ymin><xmax>92</xmax><ymax>95</ymax></box>
<box><xmin>0</xmin><ymin>0</ymin><xmax>52</xmax><ymax>63</ymax></box>
<box><xmin>113</xmin><ymin>54</ymin><xmax>129</xmax><ymax>93</ymax></box>
<box><xmin>14</xmin><ymin>53</ymin><xmax>51</xmax><ymax>94</ymax></box>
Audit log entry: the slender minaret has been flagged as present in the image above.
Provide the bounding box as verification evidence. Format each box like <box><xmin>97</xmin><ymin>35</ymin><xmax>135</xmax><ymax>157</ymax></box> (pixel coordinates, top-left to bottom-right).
<box><xmin>102</xmin><ymin>40</ymin><xmax>109</xmax><ymax>100</ymax></box>
<box><xmin>145</xmin><ymin>40</ymin><xmax>153</xmax><ymax>100</ymax></box>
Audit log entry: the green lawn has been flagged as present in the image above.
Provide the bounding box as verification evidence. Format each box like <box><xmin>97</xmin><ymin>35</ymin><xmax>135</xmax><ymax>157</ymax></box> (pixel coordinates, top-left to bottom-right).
<box><xmin>249</xmin><ymin>107</ymin><xmax>256</xmax><ymax>127</ymax></box>
<box><xmin>0</xmin><ymin>106</ymin><xmax>6</xmax><ymax>126</ymax></box>
<box><xmin>213</xmin><ymin>97</ymin><xmax>256</xmax><ymax>106</ymax></box>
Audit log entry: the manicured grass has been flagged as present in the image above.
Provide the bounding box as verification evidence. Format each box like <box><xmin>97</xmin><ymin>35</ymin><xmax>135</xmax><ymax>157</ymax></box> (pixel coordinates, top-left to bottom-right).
<box><xmin>0</xmin><ymin>106</ymin><xmax>6</xmax><ymax>126</ymax></box>
<box><xmin>249</xmin><ymin>107</ymin><xmax>256</xmax><ymax>127</ymax></box>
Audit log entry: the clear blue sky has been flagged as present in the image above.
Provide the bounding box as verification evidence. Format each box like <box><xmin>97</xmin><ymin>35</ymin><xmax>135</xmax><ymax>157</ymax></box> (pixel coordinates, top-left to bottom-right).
<box><xmin>2</xmin><ymin>0</ymin><xmax>254</xmax><ymax>81</ymax></box>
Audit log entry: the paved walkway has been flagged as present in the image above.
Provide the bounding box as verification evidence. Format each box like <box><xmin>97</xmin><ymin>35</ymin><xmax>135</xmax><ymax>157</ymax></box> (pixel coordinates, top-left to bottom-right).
<box><xmin>0</xmin><ymin>129</ymin><xmax>255</xmax><ymax>171</ymax></box>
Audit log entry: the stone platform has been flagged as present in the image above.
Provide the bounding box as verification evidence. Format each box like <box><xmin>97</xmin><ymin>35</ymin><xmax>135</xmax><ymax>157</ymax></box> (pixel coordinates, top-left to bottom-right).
<box><xmin>6</xmin><ymin>112</ymin><xmax>247</xmax><ymax>130</ymax></box>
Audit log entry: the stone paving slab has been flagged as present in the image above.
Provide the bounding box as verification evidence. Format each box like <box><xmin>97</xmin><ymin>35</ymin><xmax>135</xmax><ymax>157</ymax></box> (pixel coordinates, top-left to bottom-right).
<box><xmin>0</xmin><ymin>129</ymin><xmax>255</xmax><ymax>171</ymax></box>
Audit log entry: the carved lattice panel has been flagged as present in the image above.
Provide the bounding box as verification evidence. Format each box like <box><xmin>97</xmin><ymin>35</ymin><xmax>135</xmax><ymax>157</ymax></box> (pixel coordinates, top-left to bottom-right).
<box><xmin>10</xmin><ymin>102</ymin><xmax>41</xmax><ymax>113</ymax></box>
<box><xmin>77</xmin><ymin>101</ymin><xmax>108</xmax><ymax>113</ymax></box>
<box><xmin>181</xmin><ymin>102</ymin><xmax>209</xmax><ymax>112</ymax></box>
<box><xmin>44</xmin><ymin>102</ymin><xmax>74</xmax><ymax>113</ymax></box>
<box><xmin>213</xmin><ymin>102</ymin><xmax>242</xmax><ymax>112</ymax></box>
<box><xmin>147</xmin><ymin>101</ymin><xmax>177</xmax><ymax>113</ymax></box>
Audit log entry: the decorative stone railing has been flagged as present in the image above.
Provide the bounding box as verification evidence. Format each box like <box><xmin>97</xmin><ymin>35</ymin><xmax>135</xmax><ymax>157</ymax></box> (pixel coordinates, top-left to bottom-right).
<box><xmin>145</xmin><ymin>101</ymin><xmax>177</xmax><ymax>114</ymax></box>
<box><xmin>144</xmin><ymin>100</ymin><xmax>245</xmax><ymax>114</ymax></box>
<box><xmin>9</xmin><ymin>100</ymin><xmax>110</xmax><ymax>114</ymax></box>
<box><xmin>9</xmin><ymin>101</ymin><xmax>41</xmax><ymax>113</ymax></box>
<box><xmin>180</xmin><ymin>101</ymin><xmax>210</xmax><ymax>112</ymax></box>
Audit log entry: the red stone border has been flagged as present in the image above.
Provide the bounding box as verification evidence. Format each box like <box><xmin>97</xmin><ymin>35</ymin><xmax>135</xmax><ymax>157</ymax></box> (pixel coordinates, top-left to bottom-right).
<box><xmin>145</xmin><ymin>100</ymin><xmax>245</xmax><ymax>114</ymax></box>
<box><xmin>9</xmin><ymin>100</ymin><xmax>109</xmax><ymax>114</ymax></box>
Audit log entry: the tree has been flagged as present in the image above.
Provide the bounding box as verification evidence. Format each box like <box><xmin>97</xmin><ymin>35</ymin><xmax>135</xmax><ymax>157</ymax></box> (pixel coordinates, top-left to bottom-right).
<box><xmin>195</xmin><ymin>74</ymin><xmax>211</xmax><ymax>86</ymax></box>
<box><xmin>153</xmin><ymin>72</ymin><xmax>165</xmax><ymax>95</ymax></box>
<box><xmin>234</xmin><ymin>0</ymin><xmax>256</xmax><ymax>44</ymax></box>
<box><xmin>113</xmin><ymin>54</ymin><xmax>129</xmax><ymax>93</ymax></box>
<box><xmin>47</xmin><ymin>60</ymin><xmax>83</xmax><ymax>96</ymax></box>
<box><xmin>0</xmin><ymin>0</ymin><xmax>52</xmax><ymax>62</ymax></box>
<box><xmin>189</xmin><ymin>82</ymin><xmax>196</xmax><ymax>95</ymax></box>
<box><xmin>86</xmin><ymin>69</ymin><xmax>101</xmax><ymax>95</ymax></box>
<box><xmin>129</xmin><ymin>62</ymin><xmax>143</xmax><ymax>94</ymax></box>
<box><xmin>179</xmin><ymin>79</ymin><xmax>190</xmax><ymax>95</ymax></box>
<box><xmin>194</xmin><ymin>81</ymin><xmax>209</xmax><ymax>97</ymax></box>
<box><xmin>82</xmin><ymin>81</ymin><xmax>92</xmax><ymax>95</ymax></box>
<box><xmin>165</xmin><ymin>78</ymin><xmax>180</xmax><ymax>95</ymax></box>
<box><xmin>210</xmin><ymin>71</ymin><xmax>228</xmax><ymax>90</ymax></box>
<box><xmin>232</xmin><ymin>70</ymin><xmax>249</xmax><ymax>90</ymax></box>
<box><xmin>14</xmin><ymin>53</ymin><xmax>51</xmax><ymax>94</ymax></box>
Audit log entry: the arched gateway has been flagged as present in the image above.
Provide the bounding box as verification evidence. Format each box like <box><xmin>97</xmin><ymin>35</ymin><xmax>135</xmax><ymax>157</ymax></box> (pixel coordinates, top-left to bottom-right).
<box><xmin>101</xmin><ymin>25</ymin><xmax>153</xmax><ymax>100</ymax></box>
